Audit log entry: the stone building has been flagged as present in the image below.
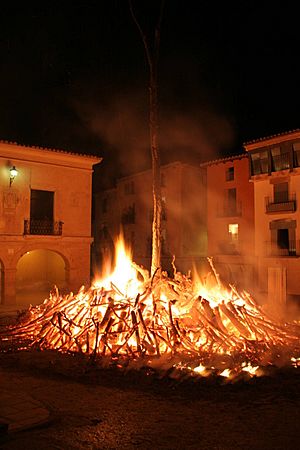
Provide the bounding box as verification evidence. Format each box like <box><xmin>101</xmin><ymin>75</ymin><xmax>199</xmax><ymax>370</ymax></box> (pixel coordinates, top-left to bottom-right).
<box><xmin>0</xmin><ymin>141</ymin><xmax>101</xmax><ymax>306</ymax></box>
<box><xmin>94</xmin><ymin>161</ymin><xmax>207</xmax><ymax>276</ymax></box>
<box><xmin>244</xmin><ymin>129</ymin><xmax>300</xmax><ymax>314</ymax></box>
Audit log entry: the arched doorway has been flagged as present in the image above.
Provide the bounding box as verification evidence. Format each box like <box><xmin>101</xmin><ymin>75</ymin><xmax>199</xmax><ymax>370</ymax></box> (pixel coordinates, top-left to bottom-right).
<box><xmin>0</xmin><ymin>259</ymin><xmax>4</xmax><ymax>305</ymax></box>
<box><xmin>16</xmin><ymin>249</ymin><xmax>67</xmax><ymax>306</ymax></box>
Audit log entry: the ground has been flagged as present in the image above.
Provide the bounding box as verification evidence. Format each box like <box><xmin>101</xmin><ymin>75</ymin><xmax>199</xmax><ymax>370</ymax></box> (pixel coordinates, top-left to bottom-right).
<box><xmin>1</xmin><ymin>350</ymin><xmax>300</xmax><ymax>450</ymax></box>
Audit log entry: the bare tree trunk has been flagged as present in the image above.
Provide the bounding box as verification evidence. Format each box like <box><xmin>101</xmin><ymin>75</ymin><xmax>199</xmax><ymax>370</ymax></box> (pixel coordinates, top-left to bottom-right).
<box><xmin>129</xmin><ymin>1</ymin><xmax>165</xmax><ymax>276</ymax></box>
<box><xmin>149</xmin><ymin>71</ymin><xmax>162</xmax><ymax>275</ymax></box>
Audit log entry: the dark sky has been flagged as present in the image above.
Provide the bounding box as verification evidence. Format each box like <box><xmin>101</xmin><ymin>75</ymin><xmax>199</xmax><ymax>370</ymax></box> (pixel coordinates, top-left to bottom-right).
<box><xmin>1</xmin><ymin>1</ymin><xmax>299</xmax><ymax>186</ymax></box>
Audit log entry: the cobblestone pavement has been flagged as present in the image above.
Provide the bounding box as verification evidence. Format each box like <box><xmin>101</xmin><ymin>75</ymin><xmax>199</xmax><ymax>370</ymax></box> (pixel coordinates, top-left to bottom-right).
<box><xmin>0</xmin><ymin>388</ymin><xmax>50</xmax><ymax>434</ymax></box>
<box><xmin>1</xmin><ymin>351</ymin><xmax>300</xmax><ymax>450</ymax></box>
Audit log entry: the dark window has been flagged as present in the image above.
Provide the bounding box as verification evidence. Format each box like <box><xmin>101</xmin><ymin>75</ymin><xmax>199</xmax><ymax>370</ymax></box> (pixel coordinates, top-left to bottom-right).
<box><xmin>274</xmin><ymin>182</ymin><xmax>288</xmax><ymax>203</ymax></box>
<box><xmin>30</xmin><ymin>190</ymin><xmax>54</xmax><ymax>220</ymax></box>
<box><xmin>121</xmin><ymin>204</ymin><xmax>135</xmax><ymax>224</ymax></box>
<box><xmin>293</xmin><ymin>142</ymin><xmax>300</xmax><ymax>167</ymax></box>
<box><xmin>161</xmin><ymin>173</ymin><xmax>166</xmax><ymax>187</ymax></box>
<box><xmin>226</xmin><ymin>167</ymin><xmax>234</xmax><ymax>181</ymax></box>
<box><xmin>227</xmin><ymin>188</ymin><xmax>236</xmax><ymax>212</ymax></box>
<box><xmin>277</xmin><ymin>228</ymin><xmax>289</xmax><ymax>249</ymax></box>
<box><xmin>271</xmin><ymin>147</ymin><xmax>290</xmax><ymax>172</ymax></box>
<box><xmin>251</xmin><ymin>151</ymin><xmax>268</xmax><ymax>175</ymax></box>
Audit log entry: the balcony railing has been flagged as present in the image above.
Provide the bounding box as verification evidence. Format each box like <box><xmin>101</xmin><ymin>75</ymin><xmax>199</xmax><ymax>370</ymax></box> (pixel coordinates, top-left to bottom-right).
<box><xmin>265</xmin><ymin>193</ymin><xmax>296</xmax><ymax>213</ymax></box>
<box><xmin>265</xmin><ymin>240</ymin><xmax>298</xmax><ymax>257</ymax></box>
<box><xmin>24</xmin><ymin>219</ymin><xmax>63</xmax><ymax>236</ymax></box>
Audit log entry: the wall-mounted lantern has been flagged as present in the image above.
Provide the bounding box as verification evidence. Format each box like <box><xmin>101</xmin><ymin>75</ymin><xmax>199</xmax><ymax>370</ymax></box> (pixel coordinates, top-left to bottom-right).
<box><xmin>9</xmin><ymin>166</ymin><xmax>18</xmax><ymax>187</ymax></box>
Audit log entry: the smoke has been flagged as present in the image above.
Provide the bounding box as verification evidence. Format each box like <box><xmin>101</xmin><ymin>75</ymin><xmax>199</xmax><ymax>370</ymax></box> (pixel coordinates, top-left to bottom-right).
<box><xmin>72</xmin><ymin>87</ymin><xmax>237</xmax><ymax>186</ymax></box>
<box><xmin>160</xmin><ymin>110</ymin><xmax>235</xmax><ymax>163</ymax></box>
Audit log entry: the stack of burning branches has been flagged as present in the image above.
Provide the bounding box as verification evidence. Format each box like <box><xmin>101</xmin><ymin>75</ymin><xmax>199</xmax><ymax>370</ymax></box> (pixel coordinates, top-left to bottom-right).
<box><xmin>2</xmin><ymin>249</ymin><xmax>300</xmax><ymax>379</ymax></box>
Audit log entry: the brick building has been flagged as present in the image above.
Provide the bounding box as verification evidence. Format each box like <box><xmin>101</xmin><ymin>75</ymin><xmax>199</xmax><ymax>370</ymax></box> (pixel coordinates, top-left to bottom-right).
<box><xmin>202</xmin><ymin>153</ymin><xmax>255</xmax><ymax>291</ymax></box>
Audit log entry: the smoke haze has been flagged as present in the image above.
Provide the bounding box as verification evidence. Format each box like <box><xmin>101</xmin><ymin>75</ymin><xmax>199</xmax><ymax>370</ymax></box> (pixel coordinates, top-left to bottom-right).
<box><xmin>73</xmin><ymin>87</ymin><xmax>237</xmax><ymax>188</ymax></box>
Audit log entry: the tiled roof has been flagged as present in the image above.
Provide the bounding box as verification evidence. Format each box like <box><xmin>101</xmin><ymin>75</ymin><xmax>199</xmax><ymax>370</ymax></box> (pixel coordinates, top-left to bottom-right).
<box><xmin>199</xmin><ymin>152</ymin><xmax>247</xmax><ymax>167</ymax></box>
<box><xmin>0</xmin><ymin>139</ymin><xmax>101</xmax><ymax>160</ymax></box>
<box><xmin>243</xmin><ymin>128</ymin><xmax>300</xmax><ymax>146</ymax></box>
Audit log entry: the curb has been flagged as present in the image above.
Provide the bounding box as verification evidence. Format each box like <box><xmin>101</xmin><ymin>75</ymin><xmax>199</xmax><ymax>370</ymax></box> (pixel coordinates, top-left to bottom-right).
<box><xmin>0</xmin><ymin>390</ymin><xmax>51</xmax><ymax>434</ymax></box>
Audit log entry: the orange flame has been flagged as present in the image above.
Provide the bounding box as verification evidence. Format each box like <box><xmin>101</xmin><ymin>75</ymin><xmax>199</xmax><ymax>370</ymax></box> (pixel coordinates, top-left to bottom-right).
<box><xmin>2</xmin><ymin>234</ymin><xmax>300</xmax><ymax>381</ymax></box>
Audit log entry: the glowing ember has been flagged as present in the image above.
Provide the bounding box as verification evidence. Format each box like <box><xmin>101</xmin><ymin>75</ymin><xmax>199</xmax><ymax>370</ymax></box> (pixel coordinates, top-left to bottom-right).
<box><xmin>2</xmin><ymin>234</ymin><xmax>300</xmax><ymax>380</ymax></box>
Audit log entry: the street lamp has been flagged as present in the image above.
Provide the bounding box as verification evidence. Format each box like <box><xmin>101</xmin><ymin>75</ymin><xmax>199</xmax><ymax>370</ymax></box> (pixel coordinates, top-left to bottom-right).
<box><xmin>9</xmin><ymin>166</ymin><xmax>18</xmax><ymax>187</ymax></box>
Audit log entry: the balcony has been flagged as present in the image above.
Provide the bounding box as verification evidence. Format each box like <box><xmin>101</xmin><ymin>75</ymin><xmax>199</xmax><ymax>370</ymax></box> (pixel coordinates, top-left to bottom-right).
<box><xmin>24</xmin><ymin>219</ymin><xmax>63</xmax><ymax>236</ymax></box>
<box><xmin>265</xmin><ymin>193</ymin><xmax>296</xmax><ymax>213</ymax></box>
<box><xmin>265</xmin><ymin>240</ymin><xmax>298</xmax><ymax>257</ymax></box>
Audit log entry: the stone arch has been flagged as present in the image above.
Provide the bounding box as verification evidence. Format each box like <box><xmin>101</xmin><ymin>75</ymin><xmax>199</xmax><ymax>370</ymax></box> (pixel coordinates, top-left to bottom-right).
<box><xmin>13</xmin><ymin>244</ymin><xmax>71</xmax><ymax>271</ymax></box>
<box><xmin>16</xmin><ymin>248</ymin><xmax>70</xmax><ymax>306</ymax></box>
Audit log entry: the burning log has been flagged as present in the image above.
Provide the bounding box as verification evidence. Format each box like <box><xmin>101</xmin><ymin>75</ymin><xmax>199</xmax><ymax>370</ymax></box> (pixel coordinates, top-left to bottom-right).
<box><xmin>2</xmin><ymin>235</ymin><xmax>300</xmax><ymax>380</ymax></box>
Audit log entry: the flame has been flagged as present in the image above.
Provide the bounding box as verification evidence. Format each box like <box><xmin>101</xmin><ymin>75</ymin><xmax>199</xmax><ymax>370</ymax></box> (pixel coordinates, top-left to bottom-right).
<box><xmin>93</xmin><ymin>234</ymin><xmax>141</xmax><ymax>298</ymax></box>
<box><xmin>2</xmin><ymin>233</ymin><xmax>300</xmax><ymax>381</ymax></box>
<box><xmin>220</xmin><ymin>368</ymin><xmax>231</xmax><ymax>378</ymax></box>
<box><xmin>241</xmin><ymin>362</ymin><xmax>259</xmax><ymax>376</ymax></box>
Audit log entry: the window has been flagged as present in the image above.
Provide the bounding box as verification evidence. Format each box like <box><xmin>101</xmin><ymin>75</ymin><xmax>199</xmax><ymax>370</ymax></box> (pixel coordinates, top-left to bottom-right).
<box><xmin>277</xmin><ymin>228</ymin><xmax>289</xmax><ymax>250</ymax></box>
<box><xmin>269</xmin><ymin>219</ymin><xmax>296</xmax><ymax>256</ymax></box>
<box><xmin>226</xmin><ymin>167</ymin><xmax>234</xmax><ymax>181</ymax></box>
<box><xmin>271</xmin><ymin>147</ymin><xmax>290</xmax><ymax>172</ymax></box>
<box><xmin>251</xmin><ymin>151</ymin><xmax>268</xmax><ymax>175</ymax></box>
<box><xmin>121</xmin><ymin>204</ymin><xmax>135</xmax><ymax>224</ymax></box>
<box><xmin>228</xmin><ymin>223</ymin><xmax>238</xmax><ymax>241</ymax></box>
<box><xmin>27</xmin><ymin>190</ymin><xmax>59</xmax><ymax>235</ymax></box>
<box><xmin>274</xmin><ymin>182</ymin><xmax>288</xmax><ymax>203</ymax></box>
<box><xmin>161</xmin><ymin>173</ymin><xmax>166</xmax><ymax>187</ymax></box>
<box><xmin>30</xmin><ymin>190</ymin><xmax>54</xmax><ymax>220</ymax></box>
<box><xmin>293</xmin><ymin>142</ymin><xmax>300</xmax><ymax>167</ymax></box>
<box><xmin>227</xmin><ymin>188</ymin><xmax>236</xmax><ymax>212</ymax></box>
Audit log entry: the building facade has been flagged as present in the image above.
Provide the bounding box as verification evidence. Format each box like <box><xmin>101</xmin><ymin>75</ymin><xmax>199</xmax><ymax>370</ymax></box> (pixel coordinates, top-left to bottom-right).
<box><xmin>244</xmin><ymin>129</ymin><xmax>300</xmax><ymax>313</ymax></box>
<box><xmin>94</xmin><ymin>161</ymin><xmax>207</xmax><ymax>276</ymax></box>
<box><xmin>0</xmin><ymin>141</ymin><xmax>101</xmax><ymax>306</ymax></box>
<box><xmin>203</xmin><ymin>154</ymin><xmax>255</xmax><ymax>291</ymax></box>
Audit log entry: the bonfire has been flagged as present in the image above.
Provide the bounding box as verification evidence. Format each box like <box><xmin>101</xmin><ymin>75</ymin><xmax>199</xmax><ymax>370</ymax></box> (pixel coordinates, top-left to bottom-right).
<box><xmin>2</xmin><ymin>235</ymin><xmax>300</xmax><ymax>381</ymax></box>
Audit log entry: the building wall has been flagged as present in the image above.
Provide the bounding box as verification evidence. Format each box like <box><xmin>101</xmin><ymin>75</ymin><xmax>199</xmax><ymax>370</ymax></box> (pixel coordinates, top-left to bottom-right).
<box><xmin>245</xmin><ymin>131</ymin><xmax>300</xmax><ymax>309</ymax></box>
<box><xmin>0</xmin><ymin>142</ymin><xmax>101</xmax><ymax>305</ymax></box>
<box><xmin>94</xmin><ymin>162</ymin><xmax>207</xmax><ymax>276</ymax></box>
<box><xmin>205</xmin><ymin>155</ymin><xmax>255</xmax><ymax>291</ymax></box>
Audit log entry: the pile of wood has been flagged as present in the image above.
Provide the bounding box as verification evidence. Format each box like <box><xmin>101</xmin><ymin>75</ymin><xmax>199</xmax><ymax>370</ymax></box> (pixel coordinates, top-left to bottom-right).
<box><xmin>2</xmin><ymin>262</ymin><xmax>300</xmax><ymax>375</ymax></box>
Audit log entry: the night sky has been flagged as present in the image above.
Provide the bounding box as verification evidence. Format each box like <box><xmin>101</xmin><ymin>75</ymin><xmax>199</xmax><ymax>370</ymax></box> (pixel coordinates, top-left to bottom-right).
<box><xmin>1</xmin><ymin>1</ymin><xmax>299</xmax><ymax>187</ymax></box>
